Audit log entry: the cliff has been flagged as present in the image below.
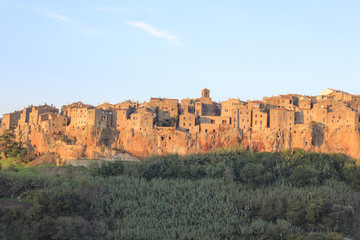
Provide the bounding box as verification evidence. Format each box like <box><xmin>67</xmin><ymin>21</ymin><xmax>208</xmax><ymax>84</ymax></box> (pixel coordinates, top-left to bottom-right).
<box><xmin>115</xmin><ymin>124</ymin><xmax>360</xmax><ymax>160</ymax></box>
<box><xmin>8</xmin><ymin>122</ymin><xmax>360</xmax><ymax>162</ymax></box>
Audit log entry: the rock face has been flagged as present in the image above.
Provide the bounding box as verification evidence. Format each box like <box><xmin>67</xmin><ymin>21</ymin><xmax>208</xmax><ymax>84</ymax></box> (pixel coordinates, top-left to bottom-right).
<box><xmin>9</xmin><ymin>123</ymin><xmax>360</xmax><ymax>161</ymax></box>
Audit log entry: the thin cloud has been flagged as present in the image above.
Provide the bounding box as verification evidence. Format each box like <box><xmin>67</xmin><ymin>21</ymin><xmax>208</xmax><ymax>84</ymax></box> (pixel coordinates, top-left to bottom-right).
<box><xmin>16</xmin><ymin>5</ymin><xmax>72</xmax><ymax>22</ymax></box>
<box><xmin>92</xmin><ymin>6</ymin><xmax>134</xmax><ymax>14</ymax></box>
<box><xmin>36</xmin><ymin>9</ymin><xmax>72</xmax><ymax>22</ymax></box>
<box><xmin>16</xmin><ymin>5</ymin><xmax>98</xmax><ymax>35</ymax></box>
<box><xmin>126</xmin><ymin>21</ymin><xmax>182</xmax><ymax>45</ymax></box>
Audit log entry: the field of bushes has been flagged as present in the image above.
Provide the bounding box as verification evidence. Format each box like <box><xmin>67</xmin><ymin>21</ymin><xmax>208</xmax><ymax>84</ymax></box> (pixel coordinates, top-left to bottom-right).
<box><xmin>1</xmin><ymin>148</ymin><xmax>360</xmax><ymax>239</ymax></box>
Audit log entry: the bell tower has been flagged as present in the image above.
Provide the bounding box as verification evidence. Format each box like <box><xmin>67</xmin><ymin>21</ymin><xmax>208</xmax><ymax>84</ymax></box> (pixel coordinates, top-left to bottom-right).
<box><xmin>201</xmin><ymin>88</ymin><xmax>210</xmax><ymax>98</ymax></box>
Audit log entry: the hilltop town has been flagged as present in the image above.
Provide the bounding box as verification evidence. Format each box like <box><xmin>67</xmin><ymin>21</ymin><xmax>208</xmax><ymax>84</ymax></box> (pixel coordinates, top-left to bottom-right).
<box><xmin>1</xmin><ymin>88</ymin><xmax>360</xmax><ymax>161</ymax></box>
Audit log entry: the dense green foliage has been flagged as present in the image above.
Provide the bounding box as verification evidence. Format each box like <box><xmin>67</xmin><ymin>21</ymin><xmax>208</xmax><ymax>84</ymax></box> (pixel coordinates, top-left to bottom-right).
<box><xmin>1</xmin><ymin>149</ymin><xmax>360</xmax><ymax>239</ymax></box>
<box><xmin>0</xmin><ymin>130</ymin><xmax>33</xmax><ymax>166</ymax></box>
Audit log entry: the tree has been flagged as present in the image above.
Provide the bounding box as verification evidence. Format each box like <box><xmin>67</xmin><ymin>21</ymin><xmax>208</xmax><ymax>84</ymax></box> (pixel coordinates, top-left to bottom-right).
<box><xmin>0</xmin><ymin>130</ymin><xmax>22</xmax><ymax>159</ymax></box>
<box><xmin>239</xmin><ymin>163</ymin><xmax>273</xmax><ymax>186</ymax></box>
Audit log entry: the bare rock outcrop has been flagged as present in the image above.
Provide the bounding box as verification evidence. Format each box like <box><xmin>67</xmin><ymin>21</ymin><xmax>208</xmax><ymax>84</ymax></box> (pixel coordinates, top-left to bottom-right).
<box><xmin>10</xmin><ymin>123</ymin><xmax>360</xmax><ymax>162</ymax></box>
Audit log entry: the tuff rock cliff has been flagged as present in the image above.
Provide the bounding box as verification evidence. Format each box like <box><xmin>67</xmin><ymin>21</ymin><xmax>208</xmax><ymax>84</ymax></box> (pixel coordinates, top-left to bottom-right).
<box><xmin>14</xmin><ymin>123</ymin><xmax>360</xmax><ymax>162</ymax></box>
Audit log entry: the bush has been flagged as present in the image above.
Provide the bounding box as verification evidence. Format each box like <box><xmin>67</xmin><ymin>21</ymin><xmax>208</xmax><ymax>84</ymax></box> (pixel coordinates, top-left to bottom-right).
<box><xmin>239</xmin><ymin>163</ymin><xmax>273</xmax><ymax>186</ymax></box>
<box><xmin>289</xmin><ymin>166</ymin><xmax>319</xmax><ymax>187</ymax></box>
<box><xmin>90</xmin><ymin>161</ymin><xmax>124</xmax><ymax>177</ymax></box>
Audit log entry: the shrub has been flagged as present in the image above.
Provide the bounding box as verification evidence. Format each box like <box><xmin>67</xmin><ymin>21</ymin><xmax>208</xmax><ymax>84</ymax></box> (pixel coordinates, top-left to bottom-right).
<box><xmin>289</xmin><ymin>166</ymin><xmax>319</xmax><ymax>187</ymax></box>
<box><xmin>90</xmin><ymin>161</ymin><xmax>124</xmax><ymax>177</ymax></box>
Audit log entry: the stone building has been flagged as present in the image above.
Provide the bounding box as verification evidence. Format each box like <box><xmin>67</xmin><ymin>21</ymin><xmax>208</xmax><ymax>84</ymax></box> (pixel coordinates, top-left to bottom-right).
<box><xmin>252</xmin><ymin>109</ymin><xmax>268</xmax><ymax>132</ymax></box>
<box><xmin>18</xmin><ymin>107</ymin><xmax>33</xmax><ymax>127</ymax></box>
<box><xmin>221</xmin><ymin>99</ymin><xmax>248</xmax><ymax>129</ymax></box>
<box><xmin>194</xmin><ymin>89</ymin><xmax>219</xmax><ymax>117</ymax></box>
<box><xmin>39</xmin><ymin>113</ymin><xmax>67</xmax><ymax>135</ymax></box>
<box><xmin>309</xmin><ymin>104</ymin><xmax>327</xmax><ymax>125</ymax></box>
<box><xmin>298</xmin><ymin>99</ymin><xmax>311</xmax><ymax>110</ymax></box>
<box><xmin>179</xmin><ymin>113</ymin><xmax>196</xmax><ymax>132</ymax></box>
<box><xmin>263</xmin><ymin>95</ymin><xmax>296</xmax><ymax>110</ymax></box>
<box><xmin>270</xmin><ymin>108</ymin><xmax>295</xmax><ymax>131</ymax></box>
<box><xmin>68</xmin><ymin>107</ymin><xmax>93</xmax><ymax>128</ymax></box>
<box><xmin>93</xmin><ymin>109</ymin><xmax>115</xmax><ymax>128</ymax></box>
<box><xmin>320</xmin><ymin>88</ymin><xmax>337</xmax><ymax>96</ymax></box>
<box><xmin>26</xmin><ymin>105</ymin><xmax>59</xmax><ymax>126</ymax></box>
<box><xmin>238</xmin><ymin>109</ymin><xmax>252</xmax><ymax>130</ymax></box>
<box><xmin>247</xmin><ymin>100</ymin><xmax>265</xmax><ymax>110</ymax></box>
<box><xmin>326</xmin><ymin>105</ymin><xmax>359</xmax><ymax>128</ymax></box>
<box><xmin>114</xmin><ymin>107</ymin><xmax>133</xmax><ymax>130</ymax></box>
<box><xmin>61</xmin><ymin>102</ymin><xmax>92</xmax><ymax>117</ymax></box>
<box><xmin>180</xmin><ymin>98</ymin><xmax>195</xmax><ymax>114</ymax></box>
<box><xmin>1</xmin><ymin>111</ymin><xmax>21</xmax><ymax>130</ymax></box>
<box><xmin>96</xmin><ymin>102</ymin><xmax>115</xmax><ymax>110</ymax></box>
<box><xmin>129</xmin><ymin>110</ymin><xmax>154</xmax><ymax>133</ymax></box>
<box><xmin>149</xmin><ymin>97</ymin><xmax>179</xmax><ymax>125</ymax></box>
<box><xmin>66</xmin><ymin>105</ymin><xmax>115</xmax><ymax>129</ymax></box>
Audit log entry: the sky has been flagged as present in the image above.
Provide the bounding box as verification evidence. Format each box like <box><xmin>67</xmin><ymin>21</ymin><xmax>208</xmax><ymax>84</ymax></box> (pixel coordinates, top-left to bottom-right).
<box><xmin>0</xmin><ymin>0</ymin><xmax>360</xmax><ymax>116</ymax></box>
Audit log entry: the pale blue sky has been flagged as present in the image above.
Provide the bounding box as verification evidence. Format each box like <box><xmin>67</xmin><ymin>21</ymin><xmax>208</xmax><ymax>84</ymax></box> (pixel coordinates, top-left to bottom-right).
<box><xmin>0</xmin><ymin>0</ymin><xmax>359</xmax><ymax>116</ymax></box>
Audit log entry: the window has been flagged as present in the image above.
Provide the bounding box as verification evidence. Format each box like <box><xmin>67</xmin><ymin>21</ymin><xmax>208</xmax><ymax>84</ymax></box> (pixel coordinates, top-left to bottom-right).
<box><xmin>260</xmin><ymin>121</ymin><xmax>262</xmax><ymax>125</ymax></box>
<box><xmin>255</xmin><ymin>121</ymin><xmax>257</xmax><ymax>125</ymax></box>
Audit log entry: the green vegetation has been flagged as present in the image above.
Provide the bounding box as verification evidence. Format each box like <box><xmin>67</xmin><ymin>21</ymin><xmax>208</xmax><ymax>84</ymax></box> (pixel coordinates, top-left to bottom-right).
<box><xmin>0</xmin><ymin>130</ymin><xmax>34</xmax><ymax>168</ymax></box>
<box><xmin>59</xmin><ymin>134</ymin><xmax>76</xmax><ymax>145</ymax></box>
<box><xmin>1</xmin><ymin>149</ymin><xmax>360</xmax><ymax>239</ymax></box>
